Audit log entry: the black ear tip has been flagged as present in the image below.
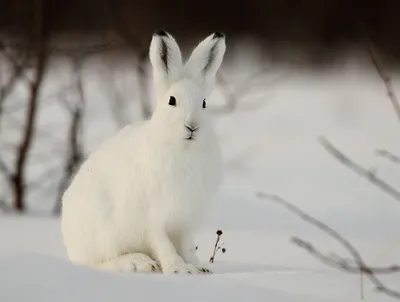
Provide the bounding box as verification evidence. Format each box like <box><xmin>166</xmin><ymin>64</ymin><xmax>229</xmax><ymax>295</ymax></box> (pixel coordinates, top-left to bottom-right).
<box><xmin>213</xmin><ymin>31</ymin><xmax>225</xmax><ymax>39</ymax></box>
<box><xmin>154</xmin><ymin>29</ymin><xmax>168</xmax><ymax>37</ymax></box>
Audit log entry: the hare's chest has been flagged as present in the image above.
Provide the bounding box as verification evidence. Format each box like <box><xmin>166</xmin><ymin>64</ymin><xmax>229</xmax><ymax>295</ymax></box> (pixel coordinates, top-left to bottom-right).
<box><xmin>164</xmin><ymin>146</ymin><xmax>220</xmax><ymax>192</ymax></box>
<box><xmin>146</xmin><ymin>146</ymin><xmax>221</xmax><ymax>224</ymax></box>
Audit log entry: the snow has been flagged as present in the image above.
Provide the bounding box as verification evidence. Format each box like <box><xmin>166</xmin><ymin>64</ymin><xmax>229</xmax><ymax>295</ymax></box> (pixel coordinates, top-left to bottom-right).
<box><xmin>0</xmin><ymin>214</ymin><xmax>398</xmax><ymax>302</ymax></box>
<box><xmin>0</xmin><ymin>253</ymin><xmax>331</xmax><ymax>302</ymax></box>
<box><xmin>1</xmin><ymin>51</ymin><xmax>400</xmax><ymax>301</ymax></box>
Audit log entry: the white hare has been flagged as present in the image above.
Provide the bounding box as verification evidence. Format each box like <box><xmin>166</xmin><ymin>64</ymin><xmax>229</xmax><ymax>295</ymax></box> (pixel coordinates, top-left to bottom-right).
<box><xmin>61</xmin><ymin>30</ymin><xmax>226</xmax><ymax>274</ymax></box>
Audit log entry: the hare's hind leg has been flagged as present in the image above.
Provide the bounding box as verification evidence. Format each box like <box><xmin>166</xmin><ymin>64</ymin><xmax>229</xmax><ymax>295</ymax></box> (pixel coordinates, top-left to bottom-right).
<box><xmin>95</xmin><ymin>253</ymin><xmax>161</xmax><ymax>273</ymax></box>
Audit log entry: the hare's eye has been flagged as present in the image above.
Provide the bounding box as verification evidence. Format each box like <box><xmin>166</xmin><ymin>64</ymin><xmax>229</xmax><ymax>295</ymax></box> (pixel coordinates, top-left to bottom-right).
<box><xmin>202</xmin><ymin>99</ymin><xmax>206</xmax><ymax>109</ymax></box>
<box><xmin>169</xmin><ymin>96</ymin><xmax>176</xmax><ymax>106</ymax></box>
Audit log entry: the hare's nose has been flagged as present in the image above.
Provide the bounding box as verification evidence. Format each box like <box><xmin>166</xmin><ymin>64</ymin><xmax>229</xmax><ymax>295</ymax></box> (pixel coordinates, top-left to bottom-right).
<box><xmin>185</xmin><ymin>125</ymin><xmax>198</xmax><ymax>132</ymax></box>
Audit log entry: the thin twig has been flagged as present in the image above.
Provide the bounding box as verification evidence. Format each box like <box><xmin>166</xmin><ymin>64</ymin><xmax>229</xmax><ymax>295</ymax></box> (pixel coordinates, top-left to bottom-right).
<box><xmin>375</xmin><ymin>149</ymin><xmax>400</xmax><ymax>164</ymax></box>
<box><xmin>361</xmin><ymin>28</ymin><xmax>400</xmax><ymax>124</ymax></box>
<box><xmin>257</xmin><ymin>192</ymin><xmax>400</xmax><ymax>299</ymax></box>
<box><xmin>318</xmin><ymin>137</ymin><xmax>400</xmax><ymax>203</ymax></box>
<box><xmin>0</xmin><ymin>53</ymin><xmax>23</xmax><ymax>104</ymax></box>
<box><xmin>0</xmin><ymin>46</ymin><xmax>33</xmax><ymax>85</ymax></box>
<box><xmin>0</xmin><ymin>44</ymin><xmax>31</xmax><ymax>140</ymax></box>
<box><xmin>290</xmin><ymin>237</ymin><xmax>400</xmax><ymax>274</ymax></box>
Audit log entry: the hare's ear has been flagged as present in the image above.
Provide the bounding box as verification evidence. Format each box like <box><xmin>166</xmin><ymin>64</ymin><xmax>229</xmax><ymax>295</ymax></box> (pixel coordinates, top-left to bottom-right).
<box><xmin>184</xmin><ymin>32</ymin><xmax>226</xmax><ymax>96</ymax></box>
<box><xmin>149</xmin><ymin>30</ymin><xmax>183</xmax><ymax>97</ymax></box>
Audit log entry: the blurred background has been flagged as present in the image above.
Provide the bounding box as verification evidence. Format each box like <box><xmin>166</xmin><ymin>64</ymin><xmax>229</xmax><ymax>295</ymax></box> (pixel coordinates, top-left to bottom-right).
<box><xmin>1</xmin><ymin>0</ymin><xmax>400</xmax><ymax>217</ymax></box>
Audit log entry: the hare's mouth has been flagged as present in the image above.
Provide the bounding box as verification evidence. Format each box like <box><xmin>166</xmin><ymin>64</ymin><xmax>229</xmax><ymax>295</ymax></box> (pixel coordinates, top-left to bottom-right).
<box><xmin>185</xmin><ymin>125</ymin><xmax>198</xmax><ymax>141</ymax></box>
<box><xmin>185</xmin><ymin>133</ymin><xmax>196</xmax><ymax>140</ymax></box>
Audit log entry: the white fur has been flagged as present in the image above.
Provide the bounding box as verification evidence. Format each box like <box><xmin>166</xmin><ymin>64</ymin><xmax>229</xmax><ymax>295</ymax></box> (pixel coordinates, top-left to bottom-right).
<box><xmin>61</xmin><ymin>31</ymin><xmax>226</xmax><ymax>274</ymax></box>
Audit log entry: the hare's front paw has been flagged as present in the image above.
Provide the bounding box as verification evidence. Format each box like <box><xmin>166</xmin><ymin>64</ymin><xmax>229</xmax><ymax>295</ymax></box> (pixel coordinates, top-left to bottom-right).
<box><xmin>195</xmin><ymin>265</ymin><xmax>213</xmax><ymax>274</ymax></box>
<box><xmin>162</xmin><ymin>261</ymin><xmax>201</xmax><ymax>274</ymax></box>
<box><xmin>98</xmin><ymin>253</ymin><xmax>161</xmax><ymax>273</ymax></box>
<box><xmin>162</xmin><ymin>261</ymin><xmax>212</xmax><ymax>274</ymax></box>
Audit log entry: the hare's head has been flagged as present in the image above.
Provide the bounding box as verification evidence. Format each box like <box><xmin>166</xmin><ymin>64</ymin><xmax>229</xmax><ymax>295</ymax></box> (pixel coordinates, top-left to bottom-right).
<box><xmin>149</xmin><ymin>30</ymin><xmax>226</xmax><ymax>142</ymax></box>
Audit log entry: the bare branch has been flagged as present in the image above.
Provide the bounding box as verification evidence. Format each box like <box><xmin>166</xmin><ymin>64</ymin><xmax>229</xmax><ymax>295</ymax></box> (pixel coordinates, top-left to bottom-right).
<box><xmin>0</xmin><ymin>45</ymin><xmax>33</xmax><ymax>86</ymax></box>
<box><xmin>318</xmin><ymin>137</ymin><xmax>400</xmax><ymax>203</ymax></box>
<box><xmin>375</xmin><ymin>149</ymin><xmax>400</xmax><ymax>164</ymax></box>
<box><xmin>256</xmin><ymin>192</ymin><xmax>365</xmax><ymax>263</ymax></box>
<box><xmin>360</xmin><ymin>25</ymin><xmax>400</xmax><ymax>125</ymax></box>
<box><xmin>12</xmin><ymin>0</ymin><xmax>48</xmax><ymax>212</ymax></box>
<box><xmin>291</xmin><ymin>237</ymin><xmax>400</xmax><ymax>274</ymax></box>
<box><xmin>257</xmin><ymin>192</ymin><xmax>400</xmax><ymax>299</ymax></box>
<box><xmin>0</xmin><ymin>41</ymin><xmax>31</xmax><ymax>140</ymax></box>
<box><xmin>0</xmin><ymin>52</ymin><xmax>23</xmax><ymax>104</ymax></box>
<box><xmin>54</xmin><ymin>57</ymin><xmax>85</xmax><ymax>215</ymax></box>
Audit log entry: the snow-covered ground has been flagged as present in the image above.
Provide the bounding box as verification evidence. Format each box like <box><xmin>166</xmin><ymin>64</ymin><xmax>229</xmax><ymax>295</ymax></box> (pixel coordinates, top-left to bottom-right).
<box><xmin>1</xmin><ymin>50</ymin><xmax>400</xmax><ymax>301</ymax></box>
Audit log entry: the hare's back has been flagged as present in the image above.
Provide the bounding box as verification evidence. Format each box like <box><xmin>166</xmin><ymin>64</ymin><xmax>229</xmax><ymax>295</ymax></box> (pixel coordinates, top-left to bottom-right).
<box><xmin>62</xmin><ymin>121</ymin><xmax>148</xmax><ymax>203</ymax></box>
